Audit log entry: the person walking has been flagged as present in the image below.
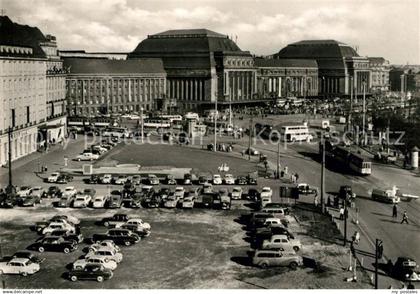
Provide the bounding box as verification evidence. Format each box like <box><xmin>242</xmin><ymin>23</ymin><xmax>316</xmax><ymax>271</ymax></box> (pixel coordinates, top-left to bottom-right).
<box><xmin>339</xmin><ymin>206</ymin><xmax>345</xmax><ymax>220</ymax></box>
<box><xmin>401</xmin><ymin>211</ymin><xmax>409</xmax><ymax>224</ymax></box>
<box><xmin>294</xmin><ymin>173</ymin><xmax>299</xmax><ymax>183</ymax></box>
<box><xmin>392</xmin><ymin>204</ymin><xmax>398</xmax><ymax>218</ymax></box>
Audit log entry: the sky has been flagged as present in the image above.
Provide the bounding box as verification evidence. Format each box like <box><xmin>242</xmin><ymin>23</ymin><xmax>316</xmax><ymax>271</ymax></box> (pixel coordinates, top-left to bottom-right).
<box><xmin>1</xmin><ymin>0</ymin><xmax>419</xmax><ymax>64</ymax></box>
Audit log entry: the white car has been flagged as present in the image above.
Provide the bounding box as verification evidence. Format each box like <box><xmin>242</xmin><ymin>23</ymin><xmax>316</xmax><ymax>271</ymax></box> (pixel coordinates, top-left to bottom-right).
<box><xmin>261</xmin><ymin>187</ymin><xmax>273</xmax><ymax>198</ymax></box>
<box><xmin>92</xmin><ymin>195</ymin><xmax>108</xmax><ymax>208</ymax></box>
<box><xmin>223</xmin><ymin>174</ymin><xmax>235</xmax><ymax>185</ymax></box>
<box><xmin>17</xmin><ymin>186</ymin><xmax>32</xmax><ymax>197</ymax></box>
<box><xmin>148</xmin><ymin>174</ymin><xmax>159</xmax><ymax>185</ymax></box>
<box><xmin>263</xmin><ymin>218</ymin><xmax>282</xmax><ymax>227</ymax></box>
<box><xmin>48</xmin><ymin>172</ymin><xmax>60</xmax><ymax>183</ymax></box>
<box><xmin>0</xmin><ymin>258</ymin><xmax>40</xmax><ymax>276</ymax></box>
<box><xmin>52</xmin><ymin>215</ymin><xmax>80</xmax><ymax>225</ymax></box>
<box><xmin>101</xmin><ymin>174</ymin><xmax>112</xmax><ymax>184</ymax></box>
<box><xmin>88</xmin><ymin>241</ymin><xmax>120</xmax><ymax>253</ymax></box>
<box><xmin>120</xmin><ymin>218</ymin><xmax>151</xmax><ymax>231</ymax></box>
<box><xmin>114</xmin><ymin>175</ymin><xmax>128</xmax><ymax>185</ymax></box>
<box><xmin>231</xmin><ymin>187</ymin><xmax>243</xmax><ymax>200</ymax></box>
<box><xmin>63</xmin><ymin>186</ymin><xmax>77</xmax><ymax>197</ymax></box>
<box><xmin>42</xmin><ymin>222</ymin><xmax>76</xmax><ymax>235</ymax></box>
<box><xmin>182</xmin><ymin>197</ymin><xmax>194</xmax><ymax>209</ymax></box>
<box><xmin>213</xmin><ymin>174</ymin><xmax>222</xmax><ymax>185</ymax></box>
<box><xmin>85</xmin><ymin>248</ymin><xmax>123</xmax><ymax>263</ymax></box>
<box><xmin>262</xmin><ymin>234</ymin><xmax>302</xmax><ymax>252</ymax></box>
<box><xmin>73</xmin><ymin>255</ymin><xmax>117</xmax><ymax>271</ymax></box>
<box><xmin>164</xmin><ymin>194</ymin><xmax>178</xmax><ymax>208</ymax></box>
<box><xmin>30</xmin><ymin>186</ymin><xmax>45</xmax><ymax>198</ymax></box>
<box><xmin>73</xmin><ymin>194</ymin><xmax>92</xmax><ymax>208</ymax></box>
<box><xmin>174</xmin><ymin>187</ymin><xmax>185</xmax><ymax>200</ymax></box>
<box><xmin>75</xmin><ymin>152</ymin><xmax>99</xmax><ymax>161</ymax></box>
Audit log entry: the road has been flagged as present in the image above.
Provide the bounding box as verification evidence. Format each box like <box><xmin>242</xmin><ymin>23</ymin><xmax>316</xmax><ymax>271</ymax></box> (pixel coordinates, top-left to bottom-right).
<box><xmin>240</xmin><ymin>127</ymin><xmax>420</xmax><ymax>288</ymax></box>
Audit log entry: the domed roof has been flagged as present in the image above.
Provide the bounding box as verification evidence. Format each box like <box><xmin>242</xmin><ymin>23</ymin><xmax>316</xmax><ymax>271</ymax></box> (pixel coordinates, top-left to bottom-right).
<box><xmin>129</xmin><ymin>29</ymin><xmax>243</xmax><ymax>56</ymax></box>
<box><xmin>275</xmin><ymin>39</ymin><xmax>359</xmax><ymax>59</ymax></box>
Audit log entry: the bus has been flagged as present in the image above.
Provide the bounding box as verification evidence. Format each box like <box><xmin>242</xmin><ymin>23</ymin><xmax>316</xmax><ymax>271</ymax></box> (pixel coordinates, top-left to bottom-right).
<box><xmin>102</xmin><ymin>127</ymin><xmax>130</xmax><ymax>138</ymax></box>
<box><xmin>143</xmin><ymin>118</ymin><xmax>171</xmax><ymax>129</ymax></box>
<box><xmin>323</xmin><ymin>141</ymin><xmax>372</xmax><ymax>175</ymax></box>
<box><xmin>280</xmin><ymin>125</ymin><xmax>313</xmax><ymax>142</ymax></box>
<box><xmin>158</xmin><ymin>115</ymin><xmax>183</xmax><ymax>123</ymax></box>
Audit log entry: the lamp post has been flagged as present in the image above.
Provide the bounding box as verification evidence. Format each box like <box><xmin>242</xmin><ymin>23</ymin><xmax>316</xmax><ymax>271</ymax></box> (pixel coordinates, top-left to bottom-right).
<box><xmin>362</xmin><ymin>79</ymin><xmax>366</xmax><ymax>145</ymax></box>
<box><xmin>214</xmin><ymin>92</ymin><xmax>217</xmax><ymax>152</ymax></box>
<box><xmin>276</xmin><ymin>138</ymin><xmax>280</xmax><ymax>179</ymax></box>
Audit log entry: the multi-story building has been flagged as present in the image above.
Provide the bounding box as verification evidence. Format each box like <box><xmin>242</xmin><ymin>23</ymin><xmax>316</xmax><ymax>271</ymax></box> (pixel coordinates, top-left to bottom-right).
<box><xmin>274</xmin><ymin>40</ymin><xmax>371</xmax><ymax>97</ymax></box>
<box><xmin>63</xmin><ymin>58</ymin><xmax>166</xmax><ymax>116</ymax></box>
<box><xmin>389</xmin><ymin>66</ymin><xmax>420</xmax><ymax>93</ymax></box>
<box><xmin>0</xmin><ymin>16</ymin><xmax>66</xmax><ymax>166</ymax></box>
<box><xmin>368</xmin><ymin>57</ymin><xmax>390</xmax><ymax>92</ymax></box>
<box><xmin>128</xmin><ymin>29</ymin><xmax>258</xmax><ymax>111</ymax></box>
<box><xmin>254</xmin><ymin>58</ymin><xmax>318</xmax><ymax>99</ymax></box>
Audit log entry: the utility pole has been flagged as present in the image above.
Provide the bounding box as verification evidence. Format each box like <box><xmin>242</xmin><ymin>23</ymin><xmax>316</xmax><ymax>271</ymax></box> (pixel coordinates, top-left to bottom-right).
<box><xmin>140</xmin><ymin>107</ymin><xmax>144</xmax><ymax>144</ymax></box>
<box><xmin>349</xmin><ymin>76</ymin><xmax>353</xmax><ymax>134</ymax></box>
<box><xmin>214</xmin><ymin>94</ymin><xmax>218</xmax><ymax>152</ymax></box>
<box><xmin>7</xmin><ymin>127</ymin><xmax>13</xmax><ymax>192</ymax></box>
<box><xmin>248</xmin><ymin>115</ymin><xmax>253</xmax><ymax>161</ymax></box>
<box><xmin>374</xmin><ymin>239</ymin><xmax>383</xmax><ymax>289</ymax></box>
<box><xmin>276</xmin><ymin>139</ymin><xmax>280</xmax><ymax>179</ymax></box>
<box><xmin>343</xmin><ymin>196</ymin><xmax>348</xmax><ymax>246</ymax></box>
<box><xmin>320</xmin><ymin>138</ymin><xmax>325</xmax><ymax>213</ymax></box>
<box><xmin>362</xmin><ymin>80</ymin><xmax>366</xmax><ymax>145</ymax></box>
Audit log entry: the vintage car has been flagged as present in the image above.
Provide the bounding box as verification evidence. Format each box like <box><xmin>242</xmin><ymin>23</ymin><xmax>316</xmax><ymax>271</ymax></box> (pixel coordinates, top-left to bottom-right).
<box><xmin>0</xmin><ymin>258</ymin><xmax>40</xmax><ymax>276</ymax></box>
<box><xmin>29</xmin><ymin>236</ymin><xmax>77</xmax><ymax>253</ymax></box>
<box><xmin>92</xmin><ymin>229</ymin><xmax>140</xmax><ymax>246</ymax></box>
<box><xmin>252</xmin><ymin>250</ymin><xmax>302</xmax><ymax>269</ymax></box>
<box><xmin>68</xmin><ymin>264</ymin><xmax>113</xmax><ymax>282</ymax></box>
<box><xmin>261</xmin><ymin>234</ymin><xmax>302</xmax><ymax>252</ymax></box>
<box><xmin>73</xmin><ymin>255</ymin><xmax>117</xmax><ymax>271</ymax></box>
<box><xmin>100</xmin><ymin>213</ymin><xmax>129</xmax><ymax>227</ymax></box>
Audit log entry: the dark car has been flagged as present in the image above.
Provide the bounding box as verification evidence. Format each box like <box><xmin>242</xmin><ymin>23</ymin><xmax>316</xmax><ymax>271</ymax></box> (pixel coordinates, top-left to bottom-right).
<box><xmin>249</xmin><ymin>212</ymin><xmax>275</xmax><ymax>228</ymax></box>
<box><xmin>29</xmin><ymin>236</ymin><xmax>77</xmax><ymax>253</ymax></box>
<box><xmin>198</xmin><ymin>175</ymin><xmax>209</xmax><ymax>185</ymax></box>
<box><xmin>120</xmin><ymin>223</ymin><xmax>150</xmax><ymax>237</ymax></box>
<box><xmin>252</xmin><ymin>226</ymin><xmax>295</xmax><ymax>243</ymax></box>
<box><xmin>89</xmin><ymin>175</ymin><xmax>101</xmax><ymax>184</ymax></box>
<box><xmin>68</xmin><ymin>264</ymin><xmax>113</xmax><ymax>282</ymax></box>
<box><xmin>1</xmin><ymin>195</ymin><xmax>19</xmax><ymax>208</ymax></box>
<box><xmin>129</xmin><ymin>192</ymin><xmax>144</xmax><ymax>208</ymax></box>
<box><xmin>123</xmin><ymin>182</ymin><xmax>135</xmax><ymax>197</ymax></box>
<box><xmin>56</xmin><ymin>174</ymin><xmax>73</xmax><ymax>184</ymax></box>
<box><xmin>108</xmin><ymin>191</ymin><xmax>123</xmax><ymax>208</ymax></box>
<box><xmin>11</xmin><ymin>250</ymin><xmax>44</xmax><ymax>264</ymax></box>
<box><xmin>247</xmin><ymin>174</ymin><xmax>258</xmax><ymax>185</ymax></box>
<box><xmin>83</xmin><ymin>188</ymin><xmax>96</xmax><ymax>197</ymax></box>
<box><xmin>92</xmin><ymin>229</ymin><xmax>140</xmax><ymax>246</ymax></box>
<box><xmin>47</xmin><ymin>229</ymin><xmax>84</xmax><ymax>244</ymax></box>
<box><xmin>390</xmin><ymin>257</ymin><xmax>420</xmax><ymax>281</ymax></box>
<box><xmin>21</xmin><ymin>195</ymin><xmax>41</xmax><ymax>207</ymax></box>
<box><xmin>236</xmin><ymin>176</ymin><xmax>248</xmax><ymax>185</ymax></box>
<box><xmin>158</xmin><ymin>188</ymin><xmax>170</xmax><ymax>200</ymax></box>
<box><xmin>201</xmin><ymin>193</ymin><xmax>214</xmax><ymax>208</ymax></box>
<box><xmin>247</xmin><ymin>188</ymin><xmax>260</xmax><ymax>202</ymax></box>
<box><xmin>45</xmin><ymin>186</ymin><xmax>61</xmax><ymax>198</ymax></box>
<box><xmin>100</xmin><ymin>213</ymin><xmax>129</xmax><ymax>227</ymax></box>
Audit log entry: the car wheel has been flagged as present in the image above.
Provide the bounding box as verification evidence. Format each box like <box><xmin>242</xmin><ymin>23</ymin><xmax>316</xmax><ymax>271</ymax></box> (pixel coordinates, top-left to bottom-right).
<box><xmin>70</xmin><ymin>275</ymin><xmax>78</xmax><ymax>282</ymax></box>
<box><xmin>38</xmin><ymin>246</ymin><xmax>45</xmax><ymax>253</ymax></box>
<box><xmin>293</xmin><ymin>246</ymin><xmax>300</xmax><ymax>252</ymax></box>
<box><xmin>104</xmin><ymin>221</ymin><xmax>109</xmax><ymax>227</ymax></box>
<box><xmin>260</xmin><ymin>262</ymin><xmax>268</xmax><ymax>269</ymax></box>
<box><xmin>124</xmin><ymin>241</ymin><xmax>131</xmax><ymax>246</ymax></box>
<box><xmin>289</xmin><ymin>262</ymin><xmax>298</xmax><ymax>270</ymax></box>
<box><xmin>21</xmin><ymin>271</ymin><xmax>28</xmax><ymax>276</ymax></box>
<box><xmin>97</xmin><ymin>276</ymin><xmax>104</xmax><ymax>282</ymax></box>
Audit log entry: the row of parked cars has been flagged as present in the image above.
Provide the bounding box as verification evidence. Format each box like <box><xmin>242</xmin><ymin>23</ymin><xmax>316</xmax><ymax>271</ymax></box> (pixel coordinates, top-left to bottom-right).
<box><xmin>73</xmin><ymin>140</ymin><xmax>117</xmax><ymax>162</ymax></box>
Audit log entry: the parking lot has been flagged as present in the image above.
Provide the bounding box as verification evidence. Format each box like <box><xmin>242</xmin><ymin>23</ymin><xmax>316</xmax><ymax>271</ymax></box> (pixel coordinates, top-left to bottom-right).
<box><xmin>0</xmin><ymin>139</ymin><xmax>372</xmax><ymax>289</ymax></box>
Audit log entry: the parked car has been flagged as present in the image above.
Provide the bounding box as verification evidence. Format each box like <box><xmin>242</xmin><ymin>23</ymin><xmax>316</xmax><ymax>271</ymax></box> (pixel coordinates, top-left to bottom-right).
<box><xmin>198</xmin><ymin>175</ymin><xmax>209</xmax><ymax>185</ymax></box>
<box><xmin>253</xmin><ymin>226</ymin><xmax>295</xmax><ymax>246</ymax></box>
<box><xmin>164</xmin><ymin>193</ymin><xmax>178</xmax><ymax>208</ymax></box>
<box><xmin>182</xmin><ymin>196</ymin><xmax>194</xmax><ymax>209</ymax></box>
<box><xmin>252</xmin><ymin>249</ymin><xmax>302</xmax><ymax>269</ymax></box>
<box><xmin>92</xmin><ymin>195</ymin><xmax>108</xmax><ymax>208</ymax></box>
<box><xmin>249</xmin><ymin>212</ymin><xmax>275</xmax><ymax>228</ymax></box>
<box><xmin>174</xmin><ymin>186</ymin><xmax>185</xmax><ymax>200</ymax></box>
<box><xmin>100</xmin><ymin>174</ymin><xmax>112</xmax><ymax>184</ymax></box>
<box><xmin>67</xmin><ymin>264</ymin><xmax>113</xmax><ymax>282</ymax></box>
<box><xmin>247</xmin><ymin>173</ymin><xmax>258</xmax><ymax>185</ymax></box>
<box><xmin>85</xmin><ymin>247</ymin><xmax>123</xmax><ymax>263</ymax></box>
<box><xmin>261</xmin><ymin>234</ymin><xmax>302</xmax><ymax>252</ymax></box>
<box><xmin>183</xmin><ymin>173</ymin><xmax>193</xmax><ymax>185</ymax></box>
<box><xmin>42</xmin><ymin>222</ymin><xmax>76</xmax><ymax>235</ymax></box>
<box><xmin>47</xmin><ymin>172</ymin><xmax>60</xmax><ymax>183</ymax></box>
<box><xmin>236</xmin><ymin>176</ymin><xmax>248</xmax><ymax>185</ymax></box>
<box><xmin>56</xmin><ymin>174</ymin><xmax>73</xmax><ymax>184</ymax></box>
<box><xmin>389</xmin><ymin>257</ymin><xmax>420</xmax><ymax>281</ymax></box>
<box><xmin>91</xmin><ymin>145</ymin><xmax>108</xmax><ymax>154</ymax></box>
<box><xmin>202</xmin><ymin>183</ymin><xmax>213</xmax><ymax>194</ymax></box>
<box><xmin>100</xmin><ymin>213</ymin><xmax>130</xmax><ymax>227</ymax></box>
<box><xmin>73</xmin><ymin>194</ymin><xmax>92</xmax><ymax>208</ymax></box>
<box><xmin>29</xmin><ymin>236</ymin><xmax>77</xmax><ymax>253</ymax></box>
<box><xmin>62</xmin><ymin>186</ymin><xmax>77</xmax><ymax>197</ymax></box>
<box><xmin>73</xmin><ymin>255</ymin><xmax>117</xmax><ymax>271</ymax></box>
<box><xmin>114</xmin><ymin>175</ymin><xmax>128</xmax><ymax>185</ymax></box>
<box><xmin>213</xmin><ymin>174</ymin><xmax>222</xmax><ymax>185</ymax></box>
<box><xmin>260</xmin><ymin>187</ymin><xmax>273</xmax><ymax>198</ymax></box>
<box><xmin>21</xmin><ymin>195</ymin><xmax>41</xmax><ymax>207</ymax></box>
<box><xmin>223</xmin><ymin>174</ymin><xmax>235</xmax><ymax>185</ymax></box>
<box><xmin>92</xmin><ymin>228</ymin><xmax>140</xmax><ymax>246</ymax></box>
<box><xmin>57</xmin><ymin>194</ymin><xmax>75</xmax><ymax>208</ymax></box>
<box><xmin>166</xmin><ymin>175</ymin><xmax>177</xmax><ymax>185</ymax></box>
<box><xmin>75</xmin><ymin>152</ymin><xmax>99</xmax><ymax>161</ymax></box>
<box><xmin>17</xmin><ymin>186</ymin><xmax>32</xmax><ymax>197</ymax></box>
<box><xmin>88</xmin><ymin>175</ymin><xmax>101</xmax><ymax>184</ymax></box>
<box><xmin>297</xmin><ymin>183</ymin><xmax>318</xmax><ymax>195</ymax></box>
<box><xmin>51</xmin><ymin>214</ymin><xmax>80</xmax><ymax>225</ymax></box>
<box><xmin>11</xmin><ymin>251</ymin><xmax>43</xmax><ymax>264</ymax></box>
<box><xmin>45</xmin><ymin>186</ymin><xmax>61</xmax><ymax>198</ymax></box>
<box><xmin>131</xmin><ymin>175</ymin><xmax>142</xmax><ymax>185</ymax></box>
<box><xmin>231</xmin><ymin>187</ymin><xmax>243</xmax><ymax>200</ymax></box>
<box><xmin>108</xmin><ymin>191</ymin><xmax>123</xmax><ymax>208</ymax></box>
<box><xmin>245</xmin><ymin>148</ymin><xmax>260</xmax><ymax>156</ymax></box>
<box><xmin>88</xmin><ymin>240</ymin><xmax>120</xmax><ymax>253</ymax></box>
<box><xmin>201</xmin><ymin>193</ymin><xmax>214</xmax><ymax>208</ymax></box>
<box><xmin>247</xmin><ymin>188</ymin><xmax>260</xmax><ymax>202</ymax></box>
<box><xmin>0</xmin><ymin>258</ymin><xmax>40</xmax><ymax>276</ymax></box>
<box><xmin>115</xmin><ymin>218</ymin><xmax>151</xmax><ymax>232</ymax></box>
<box><xmin>47</xmin><ymin>229</ymin><xmax>84</xmax><ymax>244</ymax></box>
<box><xmin>148</xmin><ymin>174</ymin><xmax>159</xmax><ymax>185</ymax></box>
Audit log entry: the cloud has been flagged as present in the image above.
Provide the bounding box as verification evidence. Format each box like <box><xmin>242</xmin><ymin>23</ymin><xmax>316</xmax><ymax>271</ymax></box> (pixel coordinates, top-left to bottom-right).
<box><xmin>2</xmin><ymin>0</ymin><xmax>419</xmax><ymax>63</ymax></box>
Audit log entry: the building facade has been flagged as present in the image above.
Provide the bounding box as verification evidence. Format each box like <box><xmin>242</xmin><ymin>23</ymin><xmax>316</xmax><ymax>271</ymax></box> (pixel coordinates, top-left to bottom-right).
<box><xmin>0</xmin><ymin>16</ymin><xmax>66</xmax><ymax>166</ymax></box>
<box><xmin>389</xmin><ymin>66</ymin><xmax>420</xmax><ymax>93</ymax></box>
<box><xmin>368</xmin><ymin>57</ymin><xmax>390</xmax><ymax>92</ymax></box>
<box><xmin>274</xmin><ymin>40</ymin><xmax>371</xmax><ymax>97</ymax></box>
<box><xmin>254</xmin><ymin>58</ymin><xmax>318</xmax><ymax>99</ymax></box>
<box><xmin>63</xmin><ymin>58</ymin><xmax>166</xmax><ymax>116</ymax></box>
<box><xmin>129</xmin><ymin>29</ymin><xmax>258</xmax><ymax>111</ymax></box>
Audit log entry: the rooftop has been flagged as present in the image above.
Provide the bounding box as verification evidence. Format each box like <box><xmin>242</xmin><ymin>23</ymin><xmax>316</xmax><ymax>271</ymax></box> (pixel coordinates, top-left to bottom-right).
<box><xmin>255</xmin><ymin>58</ymin><xmax>318</xmax><ymax>68</ymax></box>
<box><xmin>63</xmin><ymin>58</ymin><xmax>166</xmax><ymax>75</ymax></box>
<box><xmin>151</xmin><ymin>29</ymin><xmax>227</xmax><ymax>39</ymax></box>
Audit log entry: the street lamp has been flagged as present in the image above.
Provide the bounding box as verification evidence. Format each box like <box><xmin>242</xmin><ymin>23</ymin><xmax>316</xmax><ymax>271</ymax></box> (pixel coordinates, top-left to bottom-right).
<box><xmin>362</xmin><ymin>79</ymin><xmax>367</xmax><ymax>145</ymax></box>
<box><xmin>140</xmin><ymin>106</ymin><xmax>144</xmax><ymax>144</ymax></box>
<box><xmin>214</xmin><ymin>92</ymin><xmax>217</xmax><ymax>152</ymax></box>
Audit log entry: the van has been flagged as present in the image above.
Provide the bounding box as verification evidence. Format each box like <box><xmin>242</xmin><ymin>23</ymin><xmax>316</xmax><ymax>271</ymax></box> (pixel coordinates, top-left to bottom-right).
<box><xmin>252</xmin><ymin>249</ymin><xmax>302</xmax><ymax>269</ymax></box>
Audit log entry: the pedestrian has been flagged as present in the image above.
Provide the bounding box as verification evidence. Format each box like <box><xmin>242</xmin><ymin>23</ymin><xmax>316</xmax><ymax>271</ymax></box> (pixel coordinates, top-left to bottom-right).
<box><xmin>339</xmin><ymin>206</ymin><xmax>345</xmax><ymax>220</ymax></box>
<box><xmin>295</xmin><ymin>173</ymin><xmax>299</xmax><ymax>182</ymax></box>
<box><xmin>352</xmin><ymin>231</ymin><xmax>360</xmax><ymax>244</ymax></box>
<box><xmin>401</xmin><ymin>211</ymin><xmax>409</xmax><ymax>224</ymax></box>
<box><xmin>392</xmin><ymin>204</ymin><xmax>398</xmax><ymax>218</ymax></box>
<box><xmin>314</xmin><ymin>195</ymin><xmax>319</xmax><ymax>207</ymax></box>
